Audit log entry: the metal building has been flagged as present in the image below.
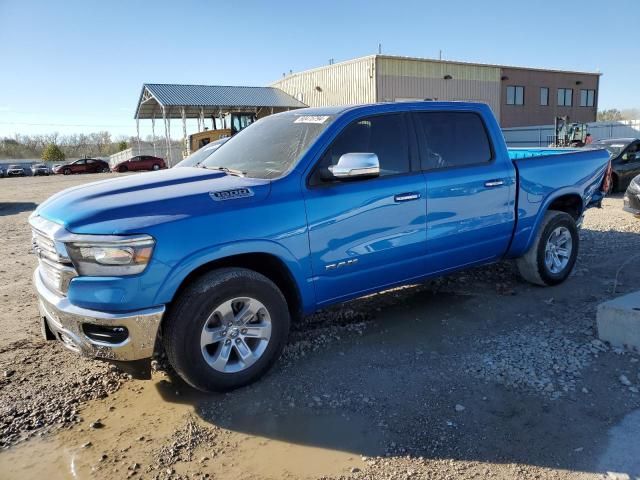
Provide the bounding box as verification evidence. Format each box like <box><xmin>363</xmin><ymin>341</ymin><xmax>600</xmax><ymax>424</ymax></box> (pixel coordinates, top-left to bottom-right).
<box><xmin>270</xmin><ymin>55</ymin><xmax>601</xmax><ymax>128</ymax></box>
<box><xmin>271</xmin><ymin>55</ymin><xmax>501</xmax><ymax>121</ymax></box>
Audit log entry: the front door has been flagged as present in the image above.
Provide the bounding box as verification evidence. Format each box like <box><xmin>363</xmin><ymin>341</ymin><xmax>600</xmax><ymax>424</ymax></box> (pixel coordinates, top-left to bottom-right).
<box><xmin>616</xmin><ymin>141</ymin><xmax>640</xmax><ymax>190</ymax></box>
<box><xmin>412</xmin><ymin>111</ymin><xmax>515</xmax><ymax>274</ymax></box>
<box><xmin>304</xmin><ymin>113</ymin><xmax>427</xmax><ymax>305</ymax></box>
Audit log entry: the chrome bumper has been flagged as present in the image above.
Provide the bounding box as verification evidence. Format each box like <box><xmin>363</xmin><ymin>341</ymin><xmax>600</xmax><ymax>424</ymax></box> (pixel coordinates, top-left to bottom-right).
<box><xmin>33</xmin><ymin>268</ymin><xmax>164</xmax><ymax>361</ymax></box>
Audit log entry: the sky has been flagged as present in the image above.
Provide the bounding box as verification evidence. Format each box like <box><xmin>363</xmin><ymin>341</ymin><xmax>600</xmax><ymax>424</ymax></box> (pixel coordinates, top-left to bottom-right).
<box><xmin>0</xmin><ymin>0</ymin><xmax>638</xmax><ymax>138</ymax></box>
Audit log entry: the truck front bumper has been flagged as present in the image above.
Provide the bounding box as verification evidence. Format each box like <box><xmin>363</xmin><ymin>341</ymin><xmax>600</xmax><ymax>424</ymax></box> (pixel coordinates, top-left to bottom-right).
<box><xmin>34</xmin><ymin>268</ymin><xmax>164</xmax><ymax>361</ymax></box>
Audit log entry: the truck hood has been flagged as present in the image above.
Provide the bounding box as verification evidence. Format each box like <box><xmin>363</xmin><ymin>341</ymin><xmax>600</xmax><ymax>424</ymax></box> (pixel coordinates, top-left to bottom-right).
<box><xmin>34</xmin><ymin>167</ymin><xmax>271</xmax><ymax>234</ymax></box>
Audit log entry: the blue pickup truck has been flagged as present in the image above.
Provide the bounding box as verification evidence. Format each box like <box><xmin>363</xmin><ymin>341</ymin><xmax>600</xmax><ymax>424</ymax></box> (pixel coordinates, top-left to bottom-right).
<box><xmin>30</xmin><ymin>102</ymin><xmax>610</xmax><ymax>392</ymax></box>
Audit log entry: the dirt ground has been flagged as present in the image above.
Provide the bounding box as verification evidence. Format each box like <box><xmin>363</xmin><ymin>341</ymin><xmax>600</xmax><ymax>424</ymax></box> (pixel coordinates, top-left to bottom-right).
<box><xmin>0</xmin><ymin>174</ymin><xmax>639</xmax><ymax>480</ymax></box>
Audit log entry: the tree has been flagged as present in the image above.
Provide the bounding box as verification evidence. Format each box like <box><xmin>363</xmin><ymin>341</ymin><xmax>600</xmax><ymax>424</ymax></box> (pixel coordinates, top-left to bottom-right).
<box><xmin>41</xmin><ymin>143</ymin><xmax>65</xmax><ymax>162</ymax></box>
<box><xmin>117</xmin><ymin>140</ymin><xmax>128</xmax><ymax>152</ymax></box>
<box><xmin>597</xmin><ymin>109</ymin><xmax>623</xmax><ymax>122</ymax></box>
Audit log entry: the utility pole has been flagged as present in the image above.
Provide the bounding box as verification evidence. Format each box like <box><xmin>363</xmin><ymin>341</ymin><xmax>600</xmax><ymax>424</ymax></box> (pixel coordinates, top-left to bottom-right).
<box><xmin>439</xmin><ymin>49</ymin><xmax>442</xmax><ymax>60</ymax></box>
<box><xmin>378</xmin><ymin>43</ymin><xmax>382</xmax><ymax>54</ymax></box>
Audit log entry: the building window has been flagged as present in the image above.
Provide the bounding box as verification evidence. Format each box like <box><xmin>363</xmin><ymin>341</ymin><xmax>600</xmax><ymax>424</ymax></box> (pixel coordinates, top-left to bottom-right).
<box><xmin>540</xmin><ymin>87</ymin><xmax>549</xmax><ymax>106</ymax></box>
<box><xmin>506</xmin><ymin>86</ymin><xmax>524</xmax><ymax>105</ymax></box>
<box><xmin>580</xmin><ymin>89</ymin><xmax>595</xmax><ymax>107</ymax></box>
<box><xmin>557</xmin><ymin>88</ymin><xmax>573</xmax><ymax>107</ymax></box>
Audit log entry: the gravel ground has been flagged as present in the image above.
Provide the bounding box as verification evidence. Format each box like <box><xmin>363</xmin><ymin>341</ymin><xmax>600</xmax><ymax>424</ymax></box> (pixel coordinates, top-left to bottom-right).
<box><xmin>0</xmin><ymin>174</ymin><xmax>639</xmax><ymax>480</ymax></box>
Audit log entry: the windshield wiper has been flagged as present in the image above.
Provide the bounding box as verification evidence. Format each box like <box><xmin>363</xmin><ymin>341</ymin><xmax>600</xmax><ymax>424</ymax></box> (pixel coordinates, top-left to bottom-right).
<box><xmin>202</xmin><ymin>165</ymin><xmax>246</xmax><ymax>177</ymax></box>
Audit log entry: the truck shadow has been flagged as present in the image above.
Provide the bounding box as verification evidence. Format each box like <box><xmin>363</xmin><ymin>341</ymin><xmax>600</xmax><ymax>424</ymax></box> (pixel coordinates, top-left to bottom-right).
<box><xmin>154</xmin><ymin>226</ymin><xmax>640</xmax><ymax>477</ymax></box>
<box><xmin>0</xmin><ymin>202</ymin><xmax>38</xmax><ymax>216</ymax></box>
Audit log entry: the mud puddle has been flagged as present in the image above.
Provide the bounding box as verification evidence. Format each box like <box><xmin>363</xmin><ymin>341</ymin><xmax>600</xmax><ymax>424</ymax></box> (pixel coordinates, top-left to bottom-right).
<box><xmin>0</xmin><ymin>374</ymin><xmax>373</xmax><ymax>479</ymax></box>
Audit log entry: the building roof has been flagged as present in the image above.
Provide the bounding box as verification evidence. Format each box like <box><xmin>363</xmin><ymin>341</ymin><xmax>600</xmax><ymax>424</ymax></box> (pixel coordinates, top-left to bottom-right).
<box><xmin>271</xmin><ymin>54</ymin><xmax>602</xmax><ymax>84</ymax></box>
<box><xmin>135</xmin><ymin>83</ymin><xmax>307</xmax><ymax>119</ymax></box>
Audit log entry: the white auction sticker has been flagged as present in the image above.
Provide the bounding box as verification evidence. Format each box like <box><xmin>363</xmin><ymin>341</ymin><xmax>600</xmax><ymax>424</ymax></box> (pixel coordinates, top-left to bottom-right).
<box><xmin>294</xmin><ymin>115</ymin><xmax>330</xmax><ymax>124</ymax></box>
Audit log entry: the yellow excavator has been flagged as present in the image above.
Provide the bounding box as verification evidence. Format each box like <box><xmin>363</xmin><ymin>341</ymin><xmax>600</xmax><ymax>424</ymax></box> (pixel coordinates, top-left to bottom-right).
<box><xmin>187</xmin><ymin>112</ymin><xmax>256</xmax><ymax>154</ymax></box>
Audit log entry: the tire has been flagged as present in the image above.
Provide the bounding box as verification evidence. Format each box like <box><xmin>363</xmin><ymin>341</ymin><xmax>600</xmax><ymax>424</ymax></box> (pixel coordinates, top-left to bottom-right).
<box><xmin>163</xmin><ymin>268</ymin><xmax>290</xmax><ymax>392</ymax></box>
<box><xmin>63</xmin><ymin>168</ymin><xmax>71</xmax><ymax>175</ymax></box>
<box><xmin>152</xmin><ymin>164</ymin><xmax>160</xmax><ymax>171</ymax></box>
<box><xmin>517</xmin><ymin>210</ymin><xmax>579</xmax><ymax>286</ymax></box>
<box><xmin>101</xmin><ymin>167</ymin><xmax>109</xmax><ymax>173</ymax></box>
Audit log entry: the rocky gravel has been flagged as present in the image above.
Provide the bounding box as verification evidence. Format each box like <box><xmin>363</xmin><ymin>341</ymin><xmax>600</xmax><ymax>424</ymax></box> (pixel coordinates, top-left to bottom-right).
<box><xmin>0</xmin><ymin>341</ymin><xmax>129</xmax><ymax>447</ymax></box>
<box><xmin>1</xmin><ymin>176</ymin><xmax>640</xmax><ymax>480</ymax></box>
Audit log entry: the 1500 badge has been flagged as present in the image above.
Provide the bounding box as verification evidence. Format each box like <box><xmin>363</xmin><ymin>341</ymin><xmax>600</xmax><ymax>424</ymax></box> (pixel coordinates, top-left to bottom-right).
<box><xmin>210</xmin><ymin>188</ymin><xmax>254</xmax><ymax>201</ymax></box>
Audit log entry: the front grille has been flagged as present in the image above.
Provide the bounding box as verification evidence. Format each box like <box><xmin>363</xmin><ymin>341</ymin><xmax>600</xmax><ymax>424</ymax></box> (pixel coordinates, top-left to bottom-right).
<box><xmin>32</xmin><ymin>228</ymin><xmax>60</xmax><ymax>262</ymax></box>
<box><xmin>32</xmin><ymin>227</ymin><xmax>77</xmax><ymax>295</ymax></box>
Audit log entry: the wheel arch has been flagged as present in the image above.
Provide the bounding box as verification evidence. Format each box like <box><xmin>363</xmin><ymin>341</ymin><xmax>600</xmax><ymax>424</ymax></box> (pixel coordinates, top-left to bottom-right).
<box><xmin>510</xmin><ymin>189</ymin><xmax>585</xmax><ymax>257</ymax></box>
<box><xmin>156</xmin><ymin>243</ymin><xmax>313</xmax><ymax>322</ymax></box>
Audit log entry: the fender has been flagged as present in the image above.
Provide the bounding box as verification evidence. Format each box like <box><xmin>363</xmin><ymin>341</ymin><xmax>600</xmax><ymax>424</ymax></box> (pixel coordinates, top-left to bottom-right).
<box><xmin>153</xmin><ymin>239</ymin><xmax>315</xmax><ymax>312</ymax></box>
<box><xmin>507</xmin><ymin>186</ymin><xmax>585</xmax><ymax>258</ymax></box>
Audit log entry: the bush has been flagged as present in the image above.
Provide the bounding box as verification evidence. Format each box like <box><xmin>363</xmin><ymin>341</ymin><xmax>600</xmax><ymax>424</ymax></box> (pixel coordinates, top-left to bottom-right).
<box><xmin>41</xmin><ymin>144</ymin><xmax>65</xmax><ymax>162</ymax></box>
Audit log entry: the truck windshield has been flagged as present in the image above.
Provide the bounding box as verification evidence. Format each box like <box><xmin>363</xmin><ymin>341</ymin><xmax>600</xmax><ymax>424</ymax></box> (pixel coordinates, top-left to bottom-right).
<box><xmin>201</xmin><ymin>112</ymin><xmax>334</xmax><ymax>179</ymax></box>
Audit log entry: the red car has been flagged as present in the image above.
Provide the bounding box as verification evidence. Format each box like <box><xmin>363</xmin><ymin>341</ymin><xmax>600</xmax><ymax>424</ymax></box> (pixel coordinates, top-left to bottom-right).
<box><xmin>112</xmin><ymin>155</ymin><xmax>166</xmax><ymax>173</ymax></box>
<box><xmin>53</xmin><ymin>158</ymin><xmax>110</xmax><ymax>175</ymax></box>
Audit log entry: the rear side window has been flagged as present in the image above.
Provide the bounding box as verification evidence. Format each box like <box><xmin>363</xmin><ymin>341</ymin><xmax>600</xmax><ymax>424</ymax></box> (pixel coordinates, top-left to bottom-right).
<box><xmin>310</xmin><ymin>113</ymin><xmax>410</xmax><ymax>185</ymax></box>
<box><xmin>414</xmin><ymin>112</ymin><xmax>492</xmax><ymax>170</ymax></box>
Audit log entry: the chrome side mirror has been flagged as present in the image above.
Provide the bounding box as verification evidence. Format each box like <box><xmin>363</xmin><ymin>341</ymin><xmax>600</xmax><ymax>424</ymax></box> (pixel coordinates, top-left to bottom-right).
<box><xmin>328</xmin><ymin>153</ymin><xmax>380</xmax><ymax>179</ymax></box>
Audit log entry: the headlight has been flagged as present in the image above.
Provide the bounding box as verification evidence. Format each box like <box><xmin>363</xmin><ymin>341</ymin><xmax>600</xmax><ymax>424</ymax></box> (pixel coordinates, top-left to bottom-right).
<box><xmin>65</xmin><ymin>236</ymin><xmax>155</xmax><ymax>276</ymax></box>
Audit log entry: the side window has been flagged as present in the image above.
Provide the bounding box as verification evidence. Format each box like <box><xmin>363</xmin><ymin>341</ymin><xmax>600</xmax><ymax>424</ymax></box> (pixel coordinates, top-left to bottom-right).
<box><xmin>86</xmin><ymin>159</ymin><xmax>95</xmax><ymax>164</ymax></box>
<box><xmin>310</xmin><ymin>113</ymin><xmax>410</xmax><ymax>185</ymax></box>
<box><xmin>625</xmin><ymin>143</ymin><xmax>639</xmax><ymax>159</ymax></box>
<box><xmin>414</xmin><ymin>112</ymin><xmax>492</xmax><ymax>170</ymax></box>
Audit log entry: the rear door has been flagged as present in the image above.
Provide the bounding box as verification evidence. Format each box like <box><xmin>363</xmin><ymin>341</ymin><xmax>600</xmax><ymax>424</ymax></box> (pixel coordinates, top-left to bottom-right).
<box><xmin>303</xmin><ymin>113</ymin><xmax>427</xmax><ymax>305</ymax></box>
<box><xmin>413</xmin><ymin>111</ymin><xmax>516</xmax><ymax>274</ymax></box>
<box><xmin>140</xmin><ymin>156</ymin><xmax>153</xmax><ymax>170</ymax></box>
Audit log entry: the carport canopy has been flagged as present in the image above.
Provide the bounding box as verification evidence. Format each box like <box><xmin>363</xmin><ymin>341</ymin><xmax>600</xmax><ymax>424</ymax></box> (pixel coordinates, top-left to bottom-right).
<box><xmin>135</xmin><ymin>83</ymin><xmax>307</xmax><ymax>119</ymax></box>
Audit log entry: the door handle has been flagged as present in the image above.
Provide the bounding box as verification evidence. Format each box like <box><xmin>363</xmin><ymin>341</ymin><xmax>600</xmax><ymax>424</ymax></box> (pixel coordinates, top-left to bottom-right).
<box><xmin>484</xmin><ymin>179</ymin><xmax>504</xmax><ymax>188</ymax></box>
<box><xmin>394</xmin><ymin>192</ymin><xmax>421</xmax><ymax>202</ymax></box>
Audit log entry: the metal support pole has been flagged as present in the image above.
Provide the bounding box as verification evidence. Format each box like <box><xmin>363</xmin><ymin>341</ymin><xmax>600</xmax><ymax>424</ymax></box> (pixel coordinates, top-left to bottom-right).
<box><xmin>181</xmin><ymin>107</ymin><xmax>187</xmax><ymax>155</ymax></box>
<box><xmin>136</xmin><ymin>117</ymin><xmax>141</xmax><ymax>155</ymax></box>
<box><xmin>162</xmin><ymin>106</ymin><xmax>170</xmax><ymax>163</ymax></box>
<box><xmin>200</xmin><ymin>107</ymin><xmax>205</xmax><ymax>132</ymax></box>
<box><xmin>167</xmin><ymin>116</ymin><xmax>172</xmax><ymax>165</ymax></box>
<box><xmin>151</xmin><ymin>113</ymin><xmax>157</xmax><ymax>157</ymax></box>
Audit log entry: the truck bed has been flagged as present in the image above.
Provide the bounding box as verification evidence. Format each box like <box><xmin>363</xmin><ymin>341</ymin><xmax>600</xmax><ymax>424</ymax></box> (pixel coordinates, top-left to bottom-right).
<box><xmin>507</xmin><ymin>147</ymin><xmax>582</xmax><ymax>160</ymax></box>
<box><xmin>506</xmin><ymin>146</ymin><xmax>610</xmax><ymax>258</ymax></box>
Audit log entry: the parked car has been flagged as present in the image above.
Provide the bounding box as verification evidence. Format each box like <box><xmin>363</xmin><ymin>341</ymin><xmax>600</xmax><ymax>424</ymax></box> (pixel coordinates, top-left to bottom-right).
<box><xmin>0</xmin><ymin>166</ymin><xmax>4</xmax><ymax>178</ymax></box>
<box><xmin>52</xmin><ymin>158</ymin><xmax>110</xmax><ymax>175</ymax></box>
<box><xmin>591</xmin><ymin>138</ymin><xmax>640</xmax><ymax>192</ymax></box>
<box><xmin>6</xmin><ymin>164</ymin><xmax>26</xmax><ymax>177</ymax></box>
<box><xmin>174</xmin><ymin>138</ymin><xmax>229</xmax><ymax>168</ymax></box>
<box><xmin>623</xmin><ymin>174</ymin><xmax>640</xmax><ymax>217</ymax></box>
<box><xmin>112</xmin><ymin>155</ymin><xmax>166</xmax><ymax>173</ymax></box>
<box><xmin>31</xmin><ymin>163</ymin><xmax>50</xmax><ymax>176</ymax></box>
<box><xmin>29</xmin><ymin>102</ymin><xmax>610</xmax><ymax>393</ymax></box>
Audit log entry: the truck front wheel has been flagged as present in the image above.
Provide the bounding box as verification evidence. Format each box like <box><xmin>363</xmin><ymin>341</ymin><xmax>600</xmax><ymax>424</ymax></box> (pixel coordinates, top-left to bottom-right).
<box><xmin>163</xmin><ymin>268</ymin><xmax>290</xmax><ymax>392</ymax></box>
<box><xmin>516</xmin><ymin>210</ymin><xmax>579</xmax><ymax>286</ymax></box>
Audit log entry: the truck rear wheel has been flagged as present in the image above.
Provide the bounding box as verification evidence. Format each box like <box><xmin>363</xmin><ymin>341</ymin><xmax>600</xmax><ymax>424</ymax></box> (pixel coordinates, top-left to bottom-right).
<box><xmin>163</xmin><ymin>268</ymin><xmax>290</xmax><ymax>392</ymax></box>
<box><xmin>516</xmin><ymin>210</ymin><xmax>579</xmax><ymax>286</ymax></box>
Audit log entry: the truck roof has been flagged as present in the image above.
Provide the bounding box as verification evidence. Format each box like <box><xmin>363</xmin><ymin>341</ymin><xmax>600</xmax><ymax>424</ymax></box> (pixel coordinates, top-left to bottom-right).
<box><xmin>291</xmin><ymin>101</ymin><xmax>490</xmax><ymax>117</ymax></box>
